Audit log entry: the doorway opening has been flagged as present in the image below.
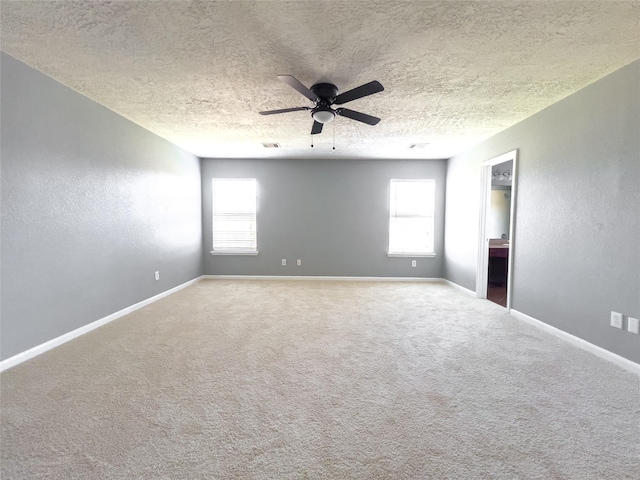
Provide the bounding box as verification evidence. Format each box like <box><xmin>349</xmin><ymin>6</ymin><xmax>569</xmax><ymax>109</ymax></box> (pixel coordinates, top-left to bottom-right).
<box><xmin>476</xmin><ymin>150</ymin><xmax>518</xmax><ymax>310</ymax></box>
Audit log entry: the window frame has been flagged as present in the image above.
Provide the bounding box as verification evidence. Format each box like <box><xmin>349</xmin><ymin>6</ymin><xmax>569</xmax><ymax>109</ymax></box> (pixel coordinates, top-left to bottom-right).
<box><xmin>387</xmin><ymin>179</ymin><xmax>436</xmax><ymax>257</ymax></box>
<box><xmin>210</xmin><ymin>178</ymin><xmax>258</xmax><ymax>256</ymax></box>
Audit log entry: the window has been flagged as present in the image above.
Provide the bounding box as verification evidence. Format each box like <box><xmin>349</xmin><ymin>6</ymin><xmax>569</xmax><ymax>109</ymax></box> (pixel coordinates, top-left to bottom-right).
<box><xmin>211</xmin><ymin>178</ymin><xmax>257</xmax><ymax>254</ymax></box>
<box><xmin>388</xmin><ymin>179</ymin><xmax>435</xmax><ymax>256</ymax></box>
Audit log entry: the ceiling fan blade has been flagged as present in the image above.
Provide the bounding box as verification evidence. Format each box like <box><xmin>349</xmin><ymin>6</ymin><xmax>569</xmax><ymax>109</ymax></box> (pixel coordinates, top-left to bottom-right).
<box><xmin>259</xmin><ymin>107</ymin><xmax>310</xmax><ymax>115</ymax></box>
<box><xmin>278</xmin><ymin>75</ymin><xmax>319</xmax><ymax>102</ymax></box>
<box><xmin>334</xmin><ymin>81</ymin><xmax>384</xmax><ymax>105</ymax></box>
<box><xmin>336</xmin><ymin>108</ymin><xmax>380</xmax><ymax>125</ymax></box>
<box><xmin>311</xmin><ymin>120</ymin><xmax>323</xmax><ymax>135</ymax></box>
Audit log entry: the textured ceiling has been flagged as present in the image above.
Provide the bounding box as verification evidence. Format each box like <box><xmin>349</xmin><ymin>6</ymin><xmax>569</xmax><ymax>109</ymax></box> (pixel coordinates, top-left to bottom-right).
<box><xmin>1</xmin><ymin>1</ymin><xmax>639</xmax><ymax>159</ymax></box>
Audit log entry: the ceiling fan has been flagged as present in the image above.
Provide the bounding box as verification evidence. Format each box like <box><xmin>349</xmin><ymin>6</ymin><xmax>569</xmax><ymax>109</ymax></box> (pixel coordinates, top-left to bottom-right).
<box><xmin>259</xmin><ymin>75</ymin><xmax>384</xmax><ymax>135</ymax></box>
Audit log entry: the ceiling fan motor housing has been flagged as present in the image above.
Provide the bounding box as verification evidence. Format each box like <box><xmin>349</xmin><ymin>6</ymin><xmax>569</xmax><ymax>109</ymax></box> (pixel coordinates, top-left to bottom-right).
<box><xmin>310</xmin><ymin>83</ymin><xmax>338</xmax><ymax>103</ymax></box>
<box><xmin>310</xmin><ymin>83</ymin><xmax>338</xmax><ymax>124</ymax></box>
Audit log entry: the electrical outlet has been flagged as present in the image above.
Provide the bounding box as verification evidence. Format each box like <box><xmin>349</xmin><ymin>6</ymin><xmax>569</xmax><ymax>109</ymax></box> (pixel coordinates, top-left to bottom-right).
<box><xmin>411</xmin><ymin>260</ymin><xmax>417</xmax><ymax>267</ymax></box>
<box><xmin>628</xmin><ymin>317</ymin><xmax>639</xmax><ymax>335</ymax></box>
<box><xmin>297</xmin><ymin>259</ymin><xmax>301</xmax><ymax>266</ymax></box>
<box><xmin>610</xmin><ymin>311</ymin><xmax>623</xmax><ymax>329</ymax></box>
<box><xmin>281</xmin><ymin>259</ymin><xmax>286</xmax><ymax>266</ymax></box>
<box><xmin>154</xmin><ymin>271</ymin><xmax>160</xmax><ymax>281</ymax></box>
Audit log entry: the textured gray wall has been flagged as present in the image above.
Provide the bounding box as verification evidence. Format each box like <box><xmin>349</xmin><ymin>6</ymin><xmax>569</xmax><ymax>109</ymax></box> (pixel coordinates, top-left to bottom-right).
<box><xmin>0</xmin><ymin>53</ymin><xmax>203</xmax><ymax>361</ymax></box>
<box><xmin>201</xmin><ymin>158</ymin><xmax>446</xmax><ymax>278</ymax></box>
<box><xmin>444</xmin><ymin>60</ymin><xmax>640</xmax><ymax>363</ymax></box>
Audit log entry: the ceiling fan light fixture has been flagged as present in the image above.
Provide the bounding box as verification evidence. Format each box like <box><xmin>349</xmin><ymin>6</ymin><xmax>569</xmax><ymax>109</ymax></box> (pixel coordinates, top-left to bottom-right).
<box><xmin>312</xmin><ymin>108</ymin><xmax>335</xmax><ymax>124</ymax></box>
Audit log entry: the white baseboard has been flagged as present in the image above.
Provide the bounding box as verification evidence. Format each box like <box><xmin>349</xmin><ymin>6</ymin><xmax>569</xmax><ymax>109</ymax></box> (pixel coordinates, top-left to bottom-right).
<box><xmin>202</xmin><ymin>275</ymin><xmax>443</xmax><ymax>282</ymax></box>
<box><xmin>0</xmin><ymin>276</ymin><xmax>203</xmax><ymax>373</ymax></box>
<box><xmin>442</xmin><ymin>279</ymin><xmax>476</xmax><ymax>297</ymax></box>
<box><xmin>510</xmin><ymin>309</ymin><xmax>640</xmax><ymax>376</ymax></box>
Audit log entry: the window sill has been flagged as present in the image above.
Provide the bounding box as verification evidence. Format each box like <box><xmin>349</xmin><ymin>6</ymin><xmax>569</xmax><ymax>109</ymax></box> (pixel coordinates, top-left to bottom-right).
<box><xmin>210</xmin><ymin>251</ymin><xmax>258</xmax><ymax>256</ymax></box>
<box><xmin>388</xmin><ymin>253</ymin><xmax>436</xmax><ymax>258</ymax></box>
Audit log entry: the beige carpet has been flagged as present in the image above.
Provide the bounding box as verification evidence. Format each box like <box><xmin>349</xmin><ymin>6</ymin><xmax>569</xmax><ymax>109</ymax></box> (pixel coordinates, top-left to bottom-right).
<box><xmin>1</xmin><ymin>280</ymin><xmax>639</xmax><ymax>479</ymax></box>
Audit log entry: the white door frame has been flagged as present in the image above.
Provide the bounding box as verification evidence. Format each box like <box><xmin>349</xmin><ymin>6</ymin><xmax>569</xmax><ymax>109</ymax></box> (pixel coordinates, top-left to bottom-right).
<box><xmin>476</xmin><ymin>149</ymin><xmax>518</xmax><ymax>310</ymax></box>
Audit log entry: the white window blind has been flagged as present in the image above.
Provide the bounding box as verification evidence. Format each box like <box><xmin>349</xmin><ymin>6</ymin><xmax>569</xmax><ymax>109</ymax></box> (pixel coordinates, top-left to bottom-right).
<box><xmin>388</xmin><ymin>179</ymin><xmax>435</xmax><ymax>255</ymax></box>
<box><xmin>212</xmin><ymin>178</ymin><xmax>257</xmax><ymax>253</ymax></box>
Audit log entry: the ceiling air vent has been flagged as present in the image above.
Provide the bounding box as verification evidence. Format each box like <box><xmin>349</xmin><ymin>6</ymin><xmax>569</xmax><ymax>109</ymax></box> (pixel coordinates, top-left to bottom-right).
<box><xmin>262</xmin><ymin>143</ymin><xmax>280</xmax><ymax>148</ymax></box>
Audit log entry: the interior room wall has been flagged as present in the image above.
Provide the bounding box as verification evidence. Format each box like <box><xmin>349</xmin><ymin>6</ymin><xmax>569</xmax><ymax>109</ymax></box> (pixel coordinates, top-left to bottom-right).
<box><xmin>201</xmin><ymin>158</ymin><xmax>446</xmax><ymax>278</ymax></box>
<box><xmin>443</xmin><ymin>59</ymin><xmax>640</xmax><ymax>363</ymax></box>
<box><xmin>0</xmin><ymin>53</ymin><xmax>203</xmax><ymax>361</ymax></box>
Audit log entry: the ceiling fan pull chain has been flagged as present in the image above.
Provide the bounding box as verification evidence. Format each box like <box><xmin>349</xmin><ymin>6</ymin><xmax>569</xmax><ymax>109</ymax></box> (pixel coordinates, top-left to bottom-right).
<box><xmin>333</xmin><ymin>121</ymin><xmax>336</xmax><ymax>150</ymax></box>
<box><xmin>311</xmin><ymin>133</ymin><xmax>314</xmax><ymax>148</ymax></box>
